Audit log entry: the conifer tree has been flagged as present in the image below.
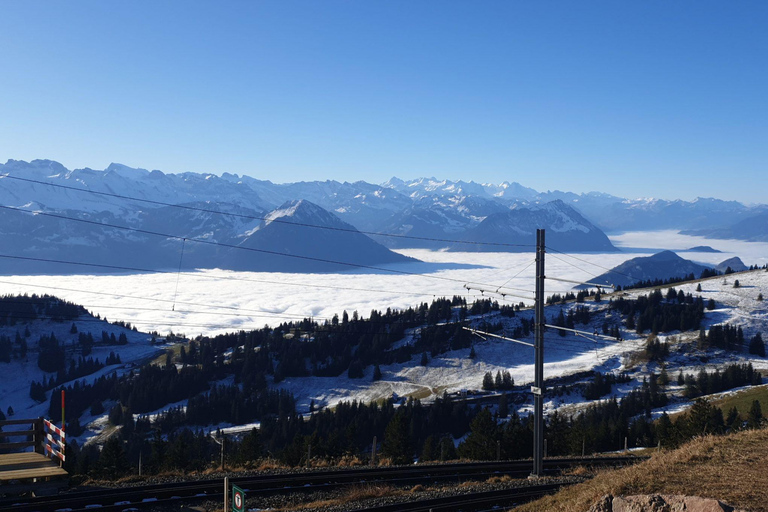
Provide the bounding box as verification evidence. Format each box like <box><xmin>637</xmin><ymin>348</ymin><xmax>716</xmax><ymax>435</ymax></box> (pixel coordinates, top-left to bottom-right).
<box><xmin>749</xmin><ymin>332</ymin><xmax>765</xmax><ymax>357</ymax></box>
<box><xmin>458</xmin><ymin>409</ymin><xmax>497</xmax><ymax>460</ymax></box>
<box><xmin>498</xmin><ymin>393</ymin><xmax>509</xmax><ymax>418</ymax></box>
<box><xmin>97</xmin><ymin>436</ymin><xmax>129</xmax><ymax>479</ymax></box>
<box><xmin>382</xmin><ymin>410</ymin><xmax>413</xmax><ymax>465</ymax></box>
<box><xmin>748</xmin><ymin>400</ymin><xmax>763</xmax><ymax>429</ymax></box>
<box><xmin>482</xmin><ymin>372</ymin><xmax>494</xmax><ymax>390</ymax></box>
<box><xmin>420</xmin><ymin>435</ymin><xmax>437</xmax><ymax>462</ymax></box>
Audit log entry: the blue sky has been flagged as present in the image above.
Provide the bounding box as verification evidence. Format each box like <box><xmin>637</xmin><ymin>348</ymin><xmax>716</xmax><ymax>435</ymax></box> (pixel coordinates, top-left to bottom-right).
<box><xmin>1</xmin><ymin>1</ymin><xmax>766</xmax><ymax>202</ymax></box>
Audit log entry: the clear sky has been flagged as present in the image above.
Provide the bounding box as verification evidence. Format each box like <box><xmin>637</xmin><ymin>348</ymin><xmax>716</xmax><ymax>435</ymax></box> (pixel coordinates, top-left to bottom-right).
<box><xmin>1</xmin><ymin>1</ymin><xmax>766</xmax><ymax>202</ymax></box>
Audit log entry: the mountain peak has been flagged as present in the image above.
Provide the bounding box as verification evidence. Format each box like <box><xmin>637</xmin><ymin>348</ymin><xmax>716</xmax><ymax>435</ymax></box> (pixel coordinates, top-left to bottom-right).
<box><xmin>105</xmin><ymin>163</ymin><xmax>151</xmax><ymax>177</ymax></box>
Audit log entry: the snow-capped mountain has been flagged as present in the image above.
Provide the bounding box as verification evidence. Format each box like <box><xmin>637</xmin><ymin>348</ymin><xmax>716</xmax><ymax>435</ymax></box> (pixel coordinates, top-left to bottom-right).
<box><xmin>382</xmin><ymin>177</ymin><xmax>539</xmax><ymax>202</ymax></box>
<box><xmin>0</xmin><ymin>159</ymin><xmax>269</xmax><ymax>214</ymax></box>
<box><xmin>450</xmin><ymin>200</ymin><xmax>617</xmax><ymax>253</ymax></box>
<box><xmin>0</xmin><ymin>160</ymin><xmax>413</xmax><ymax>274</ymax></box>
<box><xmin>225</xmin><ymin>200</ymin><xmax>414</xmax><ymax>272</ymax></box>
<box><xmin>221</xmin><ymin>174</ymin><xmax>413</xmax><ymax>232</ymax></box>
<box><xmin>3</xmin><ymin>159</ymin><xmax>767</xmax><ymax>263</ymax></box>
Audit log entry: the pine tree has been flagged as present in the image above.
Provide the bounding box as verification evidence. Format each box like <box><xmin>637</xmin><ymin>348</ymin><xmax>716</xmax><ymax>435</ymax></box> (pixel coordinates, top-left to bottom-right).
<box><xmin>482</xmin><ymin>372</ymin><xmax>495</xmax><ymax>390</ymax></box>
<box><xmin>382</xmin><ymin>410</ymin><xmax>413</xmax><ymax>465</ymax></box>
<box><xmin>420</xmin><ymin>352</ymin><xmax>428</xmax><ymax>366</ymax></box>
<box><xmin>696</xmin><ymin>283</ymin><xmax>702</xmax><ymax>292</ymax></box>
<box><xmin>749</xmin><ymin>332</ymin><xmax>765</xmax><ymax>357</ymax></box>
<box><xmin>420</xmin><ymin>435</ymin><xmax>437</xmax><ymax>462</ymax></box>
<box><xmin>498</xmin><ymin>393</ymin><xmax>509</xmax><ymax>418</ymax></box>
<box><xmin>439</xmin><ymin>436</ymin><xmax>458</xmax><ymax>461</ymax></box>
<box><xmin>373</xmin><ymin>364</ymin><xmax>382</xmax><ymax>381</ymax></box>
<box><xmin>748</xmin><ymin>400</ymin><xmax>763</xmax><ymax>429</ymax></box>
<box><xmin>458</xmin><ymin>409</ymin><xmax>497</xmax><ymax>461</ymax></box>
<box><xmin>725</xmin><ymin>406</ymin><xmax>740</xmax><ymax>431</ymax></box>
<box><xmin>469</xmin><ymin>346</ymin><xmax>476</xmax><ymax>359</ymax></box>
<box><xmin>97</xmin><ymin>436</ymin><xmax>128</xmax><ymax>479</ymax></box>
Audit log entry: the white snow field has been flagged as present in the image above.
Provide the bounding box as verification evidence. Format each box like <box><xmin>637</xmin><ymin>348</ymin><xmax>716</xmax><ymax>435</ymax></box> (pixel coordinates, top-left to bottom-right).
<box><xmin>0</xmin><ymin>231</ymin><xmax>764</xmax><ymax>338</ymax></box>
<box><xmin>1</xmin><ymin>231</ymin><xmax>766</xmax><ymax>439</ymax></box>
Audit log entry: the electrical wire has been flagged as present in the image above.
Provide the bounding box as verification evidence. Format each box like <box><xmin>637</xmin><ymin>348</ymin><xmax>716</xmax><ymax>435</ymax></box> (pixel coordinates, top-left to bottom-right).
<box><xmin>546</xmin><ymin>246</ymin><xmax>637</xmax><ymax>283</ymax></box>
<box><xmin>0</xmin><ymin>174</ymin><xmax>535</xmax><ymax>249</ymax></box>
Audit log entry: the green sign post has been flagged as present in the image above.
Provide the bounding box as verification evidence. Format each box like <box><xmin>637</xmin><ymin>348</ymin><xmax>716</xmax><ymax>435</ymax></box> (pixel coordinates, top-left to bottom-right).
<box><xmin>232</xmin><ymin>484</ymin><xmax>245</xmax><ymax>512</ymax></box>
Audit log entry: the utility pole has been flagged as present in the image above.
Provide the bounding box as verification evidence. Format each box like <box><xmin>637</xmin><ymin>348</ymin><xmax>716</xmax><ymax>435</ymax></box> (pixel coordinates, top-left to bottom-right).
<box><xmin>532</xmin><ymin>228</ymin><xmax>545</xmax><ymax>478</ymax></box>
<box><xmin>462</xmin><ymin>229</ymin><xmax>546</xmax><ymax>477</ymax></box>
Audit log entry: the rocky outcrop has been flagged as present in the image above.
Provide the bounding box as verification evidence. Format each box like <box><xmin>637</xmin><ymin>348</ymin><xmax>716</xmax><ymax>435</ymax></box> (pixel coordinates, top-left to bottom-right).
<box><xmin>588</xmin><ymin>494</ymin><xmax>747</xmax><ymax>512</ymax></box>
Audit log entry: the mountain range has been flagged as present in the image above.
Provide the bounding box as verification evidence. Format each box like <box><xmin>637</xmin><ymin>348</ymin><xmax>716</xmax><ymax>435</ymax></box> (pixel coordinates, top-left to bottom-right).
<box><xmin>1</xmin><ymin>159</ymin><xmax>766</xmax><ymax>274</ymax></box>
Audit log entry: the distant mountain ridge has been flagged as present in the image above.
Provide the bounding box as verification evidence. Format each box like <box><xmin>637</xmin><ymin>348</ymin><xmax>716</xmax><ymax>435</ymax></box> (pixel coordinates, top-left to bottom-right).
<box><xmin>2</xmin><ymin>160</ymin><xmax>766</xmax><ymax>266</ymax></box>
<box><xmin>0</xmin><ymin>160</ymin><xmax>413</xmax><ymax>274</ymax></box>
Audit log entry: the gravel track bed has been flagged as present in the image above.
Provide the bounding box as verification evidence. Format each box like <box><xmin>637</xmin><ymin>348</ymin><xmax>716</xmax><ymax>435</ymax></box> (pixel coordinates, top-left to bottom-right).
<box><xmin>133</xmin><ymin>475</ymin><xmax>585</xmax><ymax>512</ymax></box>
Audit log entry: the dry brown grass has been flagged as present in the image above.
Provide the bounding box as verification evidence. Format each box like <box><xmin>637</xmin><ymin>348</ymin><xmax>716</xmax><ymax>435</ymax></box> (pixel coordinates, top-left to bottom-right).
<box><xmin>515</xmin><ymin>428</ymin><xmax>768</xmax><ymax>512</ymax></box>
<box><xmin>487</xmin><ymin>474</ymin><xmax>514</xmax><ymax>484</ymax></box>
<box><xmin>409</xmin><ymin>484</ymin><xmax>425</xmax><ymax>493</ymax></box>
<box><xmin>561</xmin><ymin>465</ymin><xmax>592</xmax><ymax>477</ymax></box>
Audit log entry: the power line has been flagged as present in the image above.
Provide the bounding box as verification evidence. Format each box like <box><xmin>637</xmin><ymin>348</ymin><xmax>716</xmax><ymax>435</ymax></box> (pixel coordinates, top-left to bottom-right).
<box><xmin>546</xmin><ymin>246</ymin><xmax>637</xmax><ymax>283</ymax></box>
<box><xmin>0</xmin><ymin>205</ymin><xmax>532</xmax><ymax>293</ymax></box>
<box><xmin>0</xmin><ymin>174</ymin><xmax>535</xmax><ymax>249</ymax></box>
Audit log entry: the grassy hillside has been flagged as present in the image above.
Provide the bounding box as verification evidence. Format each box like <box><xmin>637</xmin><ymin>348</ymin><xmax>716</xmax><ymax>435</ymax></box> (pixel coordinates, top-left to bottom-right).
<box><xmin>516</xmin><ymin>427</ymin><xmax>768</xmax><ymax>512</ymax></box>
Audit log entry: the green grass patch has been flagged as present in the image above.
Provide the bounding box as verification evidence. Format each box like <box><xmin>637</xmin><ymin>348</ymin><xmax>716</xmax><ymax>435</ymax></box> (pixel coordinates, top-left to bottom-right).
<box><xmin>709</xmin><ymin>384</ymin><xmax>768</xmax><ymax>419</ymax></box>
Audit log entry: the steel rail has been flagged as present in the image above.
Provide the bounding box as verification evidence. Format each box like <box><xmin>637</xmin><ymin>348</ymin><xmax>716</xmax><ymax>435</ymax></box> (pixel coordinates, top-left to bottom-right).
<box><xmin>0</xmin><ymin>456</ymin><xmax>642</xmax><ymax>511</ymax></box>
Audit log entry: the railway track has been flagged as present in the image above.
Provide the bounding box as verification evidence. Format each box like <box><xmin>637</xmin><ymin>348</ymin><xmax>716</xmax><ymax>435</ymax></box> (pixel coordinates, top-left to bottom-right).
<box><xmin>0</xmin><ymin>456</ymin><xmax>642</xmax><ymax>512</ymax></box>
<box><xmin>349</xmin><ymin>482</ymin><xmax>568</xmax><ymax>512</ymax></box>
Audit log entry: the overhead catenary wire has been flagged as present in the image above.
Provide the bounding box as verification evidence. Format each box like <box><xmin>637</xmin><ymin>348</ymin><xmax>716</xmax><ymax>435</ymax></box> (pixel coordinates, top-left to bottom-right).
<box><xmin>0</xmin><ymin>174</ymin><xmax>535</xmax><ymax>249</ymax></box>
<box><xmin>545</xmin><ymin>276</ymin><xmax>616</xmax><ymax>289</ymax></box>
<box><xmin>462</xmin><ymin>326</ymin><xmax>534</xmax><ymax>348</ymax></box>
<box><xmin>546</xmin><ymin>246</ymin><xmax>637</xmax><ymax>283</ymax></box>
<box><xmin>495</xmin><ymin>258</ymin><xmax>537</xmax><ymax>290</ymax></box>
<box><xmin>542</xmin><ymin>324</ymin><xmax>620</xmax><ymax>344</ymax></box>
<box><xmin>0</xmin><ymin>204</ymin><xmax>532</xmax><ymax>293</ymax></box>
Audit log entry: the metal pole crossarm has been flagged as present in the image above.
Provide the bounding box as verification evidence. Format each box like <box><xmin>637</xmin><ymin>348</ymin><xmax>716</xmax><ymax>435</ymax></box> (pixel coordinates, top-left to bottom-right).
<box><xmin>463</xmin><ymin>282</ymin><xmax>533</xmax><ymax>295</ymax></box>
<box><xmin>462</xmin><ymin>327</ymin><xmax>534</xmax><ymax>348</ymax></box>
<box><xmin>543</xmin><ymin>324</ymin><xmax>620</xmax><ymax>342</ymax></box>
<box><xmin>463</xmin><ymin>284</ymin><xmax>534</xmax><ymax>302</ymax></box>
<box><xmin>544</xmin><ymin>276</ymin><xmax>616</xmax><ymax>289</ymax></box>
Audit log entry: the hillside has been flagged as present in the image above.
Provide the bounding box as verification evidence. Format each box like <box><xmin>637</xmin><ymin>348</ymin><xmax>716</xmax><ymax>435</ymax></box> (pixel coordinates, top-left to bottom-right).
<box><xmin>516</xmin><ymin>428</ymin><xmax>768</xmax><ymax>512</ymax></box>
<box><xmin>588</xmin><ymin>251</ymin><xmax>711</xmax><ymax>288</ymax></box>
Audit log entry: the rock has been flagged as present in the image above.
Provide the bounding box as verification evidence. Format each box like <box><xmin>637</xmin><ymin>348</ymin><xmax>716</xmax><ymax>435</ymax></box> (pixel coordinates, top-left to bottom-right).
<box><xmin>612</xmin><ymin>495</ymin><xmax>670</xmax><ymax>511</ymax></box>
<box><xmin>588</xmin><ymin>495</ymin><xmax>613</xmax><ymax>512</ymax></box>
<box><xmin>589</xmin><ymin>494</ymin><xmax>746</xmax><ymax>512</ymax></box>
